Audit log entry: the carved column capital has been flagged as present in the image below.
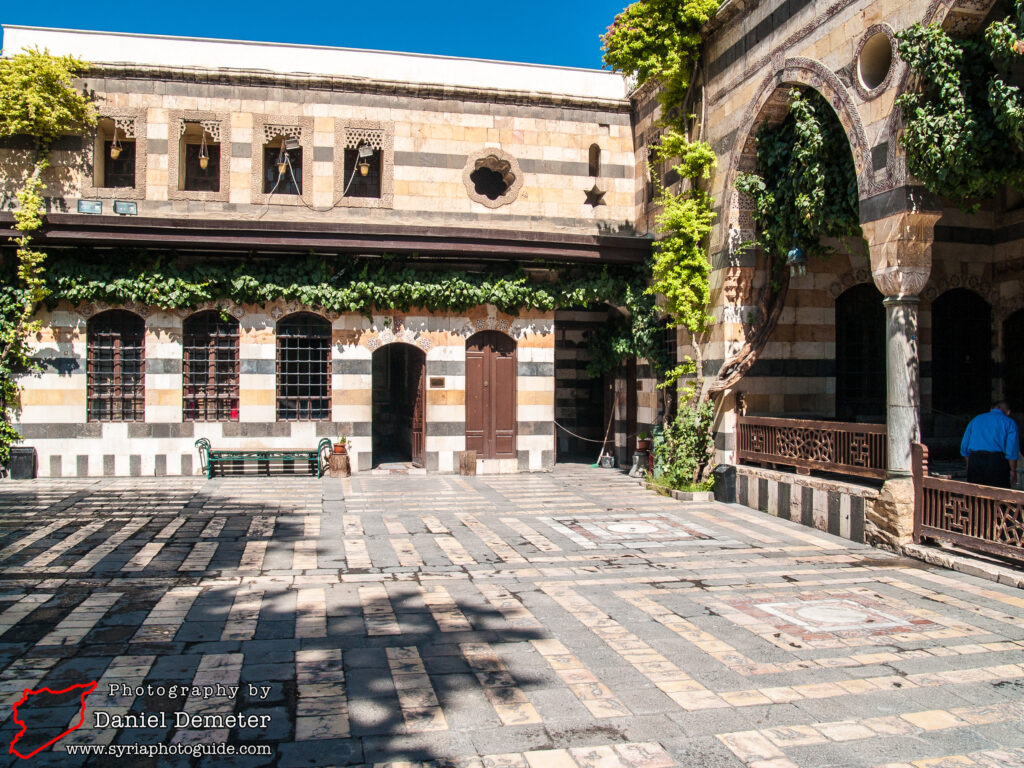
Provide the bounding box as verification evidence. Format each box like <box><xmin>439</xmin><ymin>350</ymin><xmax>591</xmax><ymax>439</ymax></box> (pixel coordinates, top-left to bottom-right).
<box><xmin>872</xmin><ymin>267</ymin><xmax>931</xmax><ymax>299</ymax></box>
<box><xmin>861</xmin><ymin>207</ymin><xmax>942</xmax><ymax>299</ymax></box>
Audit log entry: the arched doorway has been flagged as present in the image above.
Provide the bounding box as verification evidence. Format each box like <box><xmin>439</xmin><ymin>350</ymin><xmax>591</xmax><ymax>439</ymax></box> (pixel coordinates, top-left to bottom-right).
<box><xmin>1004</xmin><ymin>309</ymin><xmax>1024</xmax><ymax>414</ymax></box>
<box><xmin>466</xmin><ymin>331</ymin><xmax>517</xmax><ymax>459</ymax></box>
<box><xmin>372</xmin><ymin>344</ymin><xmax>426</xmax><ymax>467</ymax></box>
<box><xmin>835</xmin><ymin>283</ymin><xmax>886</xmax><ymax>421</ymax></box>
<box><xmin>932</xmin><ymin>289</ymin><xmax>992</xmax><ymax>417</ymax></box>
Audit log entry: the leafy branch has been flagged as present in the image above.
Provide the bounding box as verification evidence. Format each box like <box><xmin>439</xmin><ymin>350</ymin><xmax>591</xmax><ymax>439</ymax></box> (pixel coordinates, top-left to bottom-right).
<box><xmin>0</xmin><ymin>48</ymin><xmax>95</xmax><ymax>465</ymax></box>
<box><xmin>896</xmin><ymin>5</ymin><xmax>1024</xmax><ymax>210</ymax></box>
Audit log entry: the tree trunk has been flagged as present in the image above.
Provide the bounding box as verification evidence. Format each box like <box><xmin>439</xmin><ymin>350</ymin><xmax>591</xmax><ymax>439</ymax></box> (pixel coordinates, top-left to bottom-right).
<box><xmin>705</xmin><ymin>264</ymin><xmax>790</xmax><ymax>398</ymax></box>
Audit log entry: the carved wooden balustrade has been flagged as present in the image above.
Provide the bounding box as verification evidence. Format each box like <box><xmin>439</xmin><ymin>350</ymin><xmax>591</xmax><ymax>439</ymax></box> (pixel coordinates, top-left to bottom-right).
<box><xmin>912</xmin><ymin>443</ymin><xmax>1024</xmax><ymax>565</ymax></box>
<box><xmin>736</xmin><ymin>416</ymin><xmax>887</xmax><ymax>480</ymax></box>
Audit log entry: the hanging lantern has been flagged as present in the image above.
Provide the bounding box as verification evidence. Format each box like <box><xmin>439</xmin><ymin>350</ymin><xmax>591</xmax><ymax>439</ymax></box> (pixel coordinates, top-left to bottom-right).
<box><xmin>199</xmin><ymin>129</ymin><xmax>210</xmax><ymax>170</ymax></box>
<box><xmin>357</xmin><ymin>144</ymin><xmax>373</xmax><ymax>176</ymax></box>
<box><xmin>110</xmin><ymin>132</ymin><xmax>122</xmax><ymax>160</ymax></box>
<box><xmin>276</xmin><ymin>135</ymin><xmax>288</xmax><ymax>176</ymax></box>
<box><xmin>786</xmin><ymin>244</ymin><xmax>807</xmax><ymax>277</ymax></box>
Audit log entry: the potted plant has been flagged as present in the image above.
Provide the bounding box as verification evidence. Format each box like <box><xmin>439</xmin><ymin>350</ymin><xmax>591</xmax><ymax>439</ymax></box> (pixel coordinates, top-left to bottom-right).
<box><xmin>636</xmin><ymin>432</ymin><xmax>652</xmax><ymax>452</ymax></box>
<box><xmin>333</xmin><ymin>436</ymin><xmax>348</xmax><ymax>455</ymax></box>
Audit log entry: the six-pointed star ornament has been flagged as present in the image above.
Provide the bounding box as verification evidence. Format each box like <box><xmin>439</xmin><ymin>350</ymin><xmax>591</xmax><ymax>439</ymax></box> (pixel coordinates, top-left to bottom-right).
<box><xmin>584</xmin><ymin>184</ymin><xmax>607</xmax><ymax>207</ymax></box>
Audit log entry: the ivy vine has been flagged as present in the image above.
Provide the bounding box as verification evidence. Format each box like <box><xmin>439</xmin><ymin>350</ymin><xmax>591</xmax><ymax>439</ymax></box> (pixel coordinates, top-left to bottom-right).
<box><xmin>0</xmin><ymin>49</ymin><xmax>95</xmax><ymax>466</ymax></box>
<box><xmin>601</xmin><ymin>0</ymin><xmax>720</xmax><ymax>397</ymax></box>
<box><xmin>36</xmin><ymin>250</ymin><xmax>650</xmax><ymax>315</ymax></box>
<box><xmin>896</xmin><ymin>2</ymin><xmax>1024</xmax><ymax>210</ymax></box>
<box><xmin>735</xmin><ymin>87</ymin><xmax>862</xmax><ymax>263</ymax></box>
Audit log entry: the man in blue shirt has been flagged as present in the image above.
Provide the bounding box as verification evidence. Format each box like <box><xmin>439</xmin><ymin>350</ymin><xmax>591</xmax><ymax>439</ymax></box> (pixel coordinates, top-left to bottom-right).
<box><xmin>960</xmin><ymin>401</ymin><xmax>1020</xmax><ymax>488</ymax></box>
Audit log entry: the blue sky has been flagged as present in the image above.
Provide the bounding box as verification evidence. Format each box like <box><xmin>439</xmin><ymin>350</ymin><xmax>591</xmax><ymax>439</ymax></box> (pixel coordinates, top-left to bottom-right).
<box><xmin>1</xmin><ymin>1</ymin><xmax>629</xmax><ymax>70</ymax></box>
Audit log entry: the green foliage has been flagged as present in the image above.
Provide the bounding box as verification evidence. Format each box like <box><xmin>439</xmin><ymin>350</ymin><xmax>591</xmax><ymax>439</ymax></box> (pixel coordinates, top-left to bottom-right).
<box><xmin>601</xmin><ymin>0</ymin><xmax>719</xmax><ymax>110</ymax></box>
<box><xmin>896</xmin><ymin>9</ymin><xmax>1024</xmax><ymax>210</ymax></box>
<box><xmin>735</xmin><ymin>88</ymin><xmax>861</xmax><ymax>262</ymax></box>
<box><xmin>649</xmin><ymin>132</ymin><xmax>716</xmax><ymax>337</ymax></box>
<box><xmin>0</xmin><ymin>47</ymin><xmax>95</xmax><ymax>148</ymax></box>
<box><xmin>0</xmin><ymin>49</ymin><xmax>95</xmax><ymax>468</ymax></box>
<box><xmin>583</xmin><ymin>288</ymin><xmax>670</xmax><ymax>378</ymax></box>
<box><xmin>651</xmin><ymin>400</ymin><xmax>715</xmax><ymax>487</ymax></box>
<box><xmin>601</xmin><ymin>0</ymin><xmax>720</xmax><ymax>412</ymax></box>
<box><xmin>42</xmin><ymin>251</ymin><xmax>653</xmax><ymax>316</ymax></box>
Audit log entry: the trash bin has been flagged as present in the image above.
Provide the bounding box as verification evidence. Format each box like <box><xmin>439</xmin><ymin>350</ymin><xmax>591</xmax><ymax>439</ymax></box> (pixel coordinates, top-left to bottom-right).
<box><xmin>712</xmin><ymin>464</ymin><xmax>736</xmax><ymax>503</ymax></box>
<box><xmin>8</xmin><ymin>446</ymin><xmax>37</xmax><ymax>480</ymax></box>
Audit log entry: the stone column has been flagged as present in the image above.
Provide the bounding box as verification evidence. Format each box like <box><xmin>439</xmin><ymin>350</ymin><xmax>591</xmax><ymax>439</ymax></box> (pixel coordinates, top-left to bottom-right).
<box><xmin>861</xmin><ymin>192</ymin><xmax>941</xmax><ymax>549</ymax></box>
<box><xmin>882</xmin><ymin>295</ymin><xmax>920</xmax><ymax>477</ymax></box>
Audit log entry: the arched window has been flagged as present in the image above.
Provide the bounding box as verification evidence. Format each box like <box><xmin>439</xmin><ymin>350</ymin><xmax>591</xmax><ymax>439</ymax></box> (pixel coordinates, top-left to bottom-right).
<box><xmin>276</xmin><ymin>313</ymin><xmax>331</xmax><ymax>421</ymax></box>
<box><xmin>835</xmin><ymin>283</ymin><xmax>885</xmax><ymax>420</ymax></box>
<box><xmin>183</xmin><ymin>311</ymin><xmax>240</xmax><ymax>421</ymax></box>
<box><xmin>1003</xmin><ymin>309</ymin><xmax>1024</xmax><ymax>414</ymax></box>
<box><xmin>588</xmin><ymin>144</ymin><xmax>601</xmax><ymax>178</ymax></box>
<box><xmin>87</xmin><ymin>310</ymin><xmax>145</xmax><ymax>422</ymax></box>
<box><xmin>932</xmin><ymin>288</ymin><xmax>992</xmax><ymax>416</ymax></box>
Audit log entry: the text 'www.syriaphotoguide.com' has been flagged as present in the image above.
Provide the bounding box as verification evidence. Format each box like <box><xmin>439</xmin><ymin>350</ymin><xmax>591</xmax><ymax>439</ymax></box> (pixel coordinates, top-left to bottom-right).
<box><xmin>65</xmin><ymin>743</ymin><xmax>272</xmax><ymax>758</ymax></box>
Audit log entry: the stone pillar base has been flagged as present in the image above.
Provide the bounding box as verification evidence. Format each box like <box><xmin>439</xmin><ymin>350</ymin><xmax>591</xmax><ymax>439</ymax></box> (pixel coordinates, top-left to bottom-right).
<box><xmin>865</xmin><ymin>476</ymin><xmax>914</xmax><ymax>551</ymax></box>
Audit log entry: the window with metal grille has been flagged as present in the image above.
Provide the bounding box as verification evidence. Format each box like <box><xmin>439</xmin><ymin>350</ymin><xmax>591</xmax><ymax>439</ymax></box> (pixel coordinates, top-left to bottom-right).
<box><xmin>276</xmin><ymin>313</ymin><xmax>331</xmax><ymax>421</ymax></box>
<box><xmin>87</xmin><ymin>310</ymin><xmax>145</xmax><ymax>422</ymax></box>
<box><xmin>183</xmin><ymin>311</ymin><xmax>240</xmax><ymax>421</ymax></box>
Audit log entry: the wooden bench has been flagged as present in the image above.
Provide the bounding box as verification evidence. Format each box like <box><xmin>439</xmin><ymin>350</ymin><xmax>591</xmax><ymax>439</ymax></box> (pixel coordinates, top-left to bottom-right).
<box><xmin>195</xmin><ymin>438</ymin><xmax>331</xmax><ymax>479</ymax></box>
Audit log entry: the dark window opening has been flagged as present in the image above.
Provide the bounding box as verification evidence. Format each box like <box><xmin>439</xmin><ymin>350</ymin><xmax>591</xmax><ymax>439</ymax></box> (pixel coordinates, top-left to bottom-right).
<box><xmin>470</xmin><ymin>166</ymin><xmax>508</xmax><ymax>200</ymax></box>
<box><xmin>102</xmin><ymin>140</ymin><xmax>136</xmax><ymax>188</ymax></box>
<box><xmin>932</xmin><ymin>288</ymin><xmax>992</xmax><ymax>416</ymax></box>
<box><xmin>263</xmin><ymin>145</ymin><xmax>303</xmax><ymax>195</ymax></box>
<box><xmin>588</xmin><ymin>144</ymin><xmax>601</xmax><ymax>177</ymax></box>
<box><xmin>343</xmin><ymin>147</ymin><xmax>381</xmax><ymax>198</ymax></box>
<box><xmin>1004</xmin><ymin>310</ymin><xmax>1024</xmax><ymax>415</ymax></box>
<box><xmin>277</xmin><ymin>313</ymin><xmax>331</xmax><ymax>421</ymax></box>
<box><xmin>183</xmin><ymin>143</ymin><xmax>221</xmax><ymax>192</ymax></box>
<box><xmin>835</xmin><ymin>283</ymin><xmax>886</xmax><ymax>421</ymax></box>
<box><xmin>183</xmin><ymin>311</ymin><xmax>240</xmax><ymax>422</ymax></box>
<box><xmin>87</xmin><ymin>310</ymin><xmax>145</xmax><ymax>422</ymax></box>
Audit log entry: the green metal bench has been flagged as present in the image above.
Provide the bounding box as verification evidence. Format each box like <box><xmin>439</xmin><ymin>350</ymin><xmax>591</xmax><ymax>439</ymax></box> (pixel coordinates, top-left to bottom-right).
<box><xmin>195</xmin><ymin>437</ymin><xmax>332</xmax><ymax>479</ymax></box>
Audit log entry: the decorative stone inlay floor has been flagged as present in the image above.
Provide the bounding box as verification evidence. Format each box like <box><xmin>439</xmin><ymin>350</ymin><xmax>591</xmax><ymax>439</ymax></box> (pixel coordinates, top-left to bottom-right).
<box><xmin>538</xmin><ymin>512</ymin><xmax>719</xmax><ymax>548</ymax></box>
<box><xmin>0</xmin><ymin>468</ymin><xmax>1020</xmax><ymax>767</ymax></box>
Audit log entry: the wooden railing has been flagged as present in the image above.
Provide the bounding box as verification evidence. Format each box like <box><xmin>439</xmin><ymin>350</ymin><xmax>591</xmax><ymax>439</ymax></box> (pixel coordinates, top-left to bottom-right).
<box><xmin>912</xmin><ymin>443</ymin><xmax>1024</xmax><ymax>565</ymax></box>
<box><xmin>736</xmin><ymin>416</ymin><xmax>887</xmax><ymax>480</ymax></box>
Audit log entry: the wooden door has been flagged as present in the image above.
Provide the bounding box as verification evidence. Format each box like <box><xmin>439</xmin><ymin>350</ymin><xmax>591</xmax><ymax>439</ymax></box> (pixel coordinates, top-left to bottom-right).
<box><xmin>466</xmin><ymin>331</ymin><xmax>517</xmax><ymax>459</ymax></box>
<box><xmin>411</xmin><ymin>352</ymin><xmax>426</xmax><ymax>467</ymax></box>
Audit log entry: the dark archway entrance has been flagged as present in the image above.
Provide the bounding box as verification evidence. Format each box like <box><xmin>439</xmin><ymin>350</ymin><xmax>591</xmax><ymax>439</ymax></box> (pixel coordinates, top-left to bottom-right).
<box><xmin>372</xmin><ymin>344</ymin><xmax>426</xmax><ymax>467</ymax></box>
<box><xmin>932</xmin><ymin>289</ymin><xmax>992</xmax><ymax>418</ymax></box>
<box><xmin>466</xmin><ymin>331</ymin><xmax>517</xmax><ymax>459</ymax></box>
<box><xmin>835</xmin><ymin>283</ymin><xmax>886</xmax><ymax>421</ymax></box>
<box><xmin>553</xmin><ymin>309</ymin><xmax>611</xmax><ymax>461</ymax></box>
<box><xmin>1004</xmin><ymin>309</ymin><xmax>1024</xmax><ymax>414</ymax></box>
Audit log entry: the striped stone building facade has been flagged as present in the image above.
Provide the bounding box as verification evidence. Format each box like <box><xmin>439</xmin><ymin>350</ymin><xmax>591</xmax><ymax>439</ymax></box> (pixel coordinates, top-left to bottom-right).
<box><xmin>653</xmin><ymin>0</ymin><xmax>1024</xmax><ymax>545</ymax></box>
<box><xmin>1</xmin><ymin>26</ymin><xmax>649</xmax><ymax>477</ymax></box>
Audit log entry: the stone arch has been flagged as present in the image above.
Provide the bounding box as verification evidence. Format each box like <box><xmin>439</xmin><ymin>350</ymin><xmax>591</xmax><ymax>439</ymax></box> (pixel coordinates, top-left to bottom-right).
<box><xmin>879</xmin><ymin>0</ymin><xmax>1002</xmax><ymax>192</ymax></box>
<box><xmin>827</xmin><ymin>267</ymin><xmax>875</xmax><ymax>300</ymax></box>
<box><xmin>723</xmin><ymin>57</ymin><xmax>871</xmax><ymax>255</ymax></box>
<box><xmin>270</xmin><ymin>303</ymin><xmax>331</xmax><ymax>322</ymax></box>
<box><xmin>365</xmin><ymin>327</ymin><xmax>435</xmax><ymax>354</ymax></box>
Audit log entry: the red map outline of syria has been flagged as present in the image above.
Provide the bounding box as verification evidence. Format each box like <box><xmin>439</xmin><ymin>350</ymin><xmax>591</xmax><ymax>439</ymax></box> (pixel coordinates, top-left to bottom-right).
<box><xmin>8</xmin><ymin>681</ymin><xmax>98</xmax><ymax>759</ymax></box>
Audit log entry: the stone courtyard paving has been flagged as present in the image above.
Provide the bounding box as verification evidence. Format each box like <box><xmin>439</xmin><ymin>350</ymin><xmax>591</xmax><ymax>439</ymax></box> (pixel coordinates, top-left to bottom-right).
<box><xmin>0</xmin><ymin>468</ymin><xmax>1021</xmax><ymax>767</ymax></box>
